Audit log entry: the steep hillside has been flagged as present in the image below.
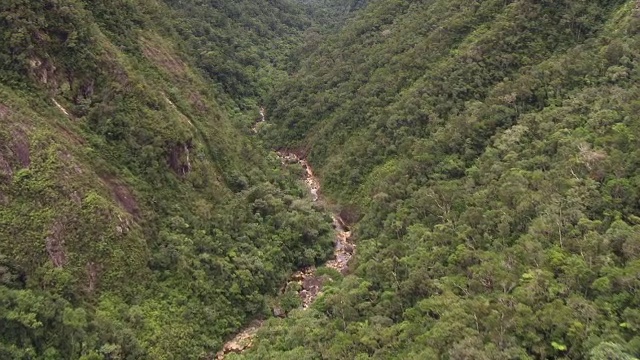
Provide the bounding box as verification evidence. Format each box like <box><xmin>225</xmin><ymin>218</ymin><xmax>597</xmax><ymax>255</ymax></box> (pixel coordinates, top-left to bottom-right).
<box><xmin>3</xmin><ymin>0</ymin><xmax>640</xmax><ymax>358</ymax></box>
<box><xmin>245</xmin><ymin>0</ymin><xmax>640</xmax><ymax>358</ymax></box>
<box><xmin>163</xmin><ymin>0</ymin><xmax>310</xmax><ymax>110</ymax></box>
<box><xmin>160</xmin><ymin>0</ymin><xmax>360</xmax><ymax>116</ymax></box>
<box><xmin>297</xmin><ymin>0</ymin><xmax>369</xmax><ymax>29</ymax></box>
<box><xmin>0</xmin><ymin>1</ymin><xmax>334</xmax><ymax>358</ymax></box>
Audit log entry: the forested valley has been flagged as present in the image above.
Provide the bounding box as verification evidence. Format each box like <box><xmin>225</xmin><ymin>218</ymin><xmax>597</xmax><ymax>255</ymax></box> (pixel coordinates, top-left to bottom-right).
<box><xmin>1</xmin><ymin>0</ymin><xmax>640</xmax><ymax>359</ymax></box>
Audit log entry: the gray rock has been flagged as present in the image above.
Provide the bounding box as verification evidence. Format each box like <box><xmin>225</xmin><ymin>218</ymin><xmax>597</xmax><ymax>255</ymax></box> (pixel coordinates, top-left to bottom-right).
<box><xmin>273</xmin><ymin>306</ymin><xmax>286</xmax><ymax>318</ymax></box>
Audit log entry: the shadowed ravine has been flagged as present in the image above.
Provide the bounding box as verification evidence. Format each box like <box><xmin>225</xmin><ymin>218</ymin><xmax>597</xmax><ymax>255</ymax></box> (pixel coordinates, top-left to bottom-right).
<box><xmin>215</xmin><ymin>151</ymin><xmax>355</xmax><ymax>359</ymax></box>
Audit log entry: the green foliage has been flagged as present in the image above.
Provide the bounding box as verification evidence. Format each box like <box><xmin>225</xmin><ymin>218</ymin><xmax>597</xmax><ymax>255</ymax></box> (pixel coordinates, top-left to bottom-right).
<box><xmin>162</xmin><ymin>0</ymin><xmax>311</xmax><ymax>110</ymax></box>
<box><xmin>4</xmin><ymin>0</ymin><xmax>640</xmax><ymax>358</ymax></box>
<box><xmin>0</xmin><ymin>286</ymin><xmax>144</xmax><ymax>359</ymax></box>
<box><xmin>0</xmin><ymin>0</ymin><xmax>334</xmax><ymax>358</ymax></box>
<box><xmin>245</xmin><ymin>0</ymin><xmax>640</xmax><ymax>359</ymax></box>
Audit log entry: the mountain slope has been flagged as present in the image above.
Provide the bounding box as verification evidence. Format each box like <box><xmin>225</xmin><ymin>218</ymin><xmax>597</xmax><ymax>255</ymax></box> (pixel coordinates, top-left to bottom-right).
<box><xmin>244</xmin><ymin>0</ymin><xmax>640</xmax><ymax>358</ymax></box>
<box><xmin>163</xmin><ymin>0</ymin><xmax>310</xmax><ymax>109</ymax></box>
<box><xmin>3</xmin><ymin>0</ymin><xmax>640</xmax><ymax>358</ymax></box>
<box><xmin>0</xmin><ymin>1</ymin><xmax>334</xmax><ymax>358</ymax></box>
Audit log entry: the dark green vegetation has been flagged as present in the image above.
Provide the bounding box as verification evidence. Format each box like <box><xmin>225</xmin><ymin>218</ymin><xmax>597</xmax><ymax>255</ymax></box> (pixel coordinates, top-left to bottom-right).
<box><xmin>163</xmin><ymin>0</ymin><xmax>364</xmax><ymax>111</ymax></box>
<box><xmin>245</xmin><ymin>0</ymin><xmax>640</xmax><ymax>359</ymax></box>
<box><xmin>163</xmin><ymin>0</ymin><xmax>309</xmax><ymax>110</ymax></box>
<box><xmin>0</xmin><ymin>0</ymin><xmax>334</xmax><ymax>358</ymax></box>
<box><xmin>2</xmin><ymin>0</ymin><xmax>640</xmax><ymax>359</ymax></box>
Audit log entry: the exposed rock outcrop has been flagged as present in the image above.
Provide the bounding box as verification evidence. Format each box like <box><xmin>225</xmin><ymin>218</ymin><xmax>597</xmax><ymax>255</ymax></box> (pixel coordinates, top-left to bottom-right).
<box><xmin>1</xmin><ymin>128</ymin><xmax>31</xmax><ymax>176</ymax></box>
<box><xmin>215</xmin><ymin>320</ymin><xmax>263</xmax><ymax>360</ymax></box>
<box><xmin>11</xmin><ymin>129</ymin><xmax>31</xmax><ymax>169</ymax></box>
<box><xmin>167</xmin><ymin>141</ymin><xmax>194</xmax><ymax>176</ymax></box>
<box><xmin>28</xmin><ymin>57</ymin><xmax>57</xmax><ymax>86</ymax></box>
<box><xmin>100</xmin><ymin>176</ymin><xmax>140</xmax><ymax>218</ymax></box>
<box><xmin>0</xmin><ymin>153</ymin><xmax>12</xmax><ymax>180</ymax></box>
<box><xmin>45</xmin><ymin>221</ymin><xmax>67</xmax><ymax>268</ymax></box>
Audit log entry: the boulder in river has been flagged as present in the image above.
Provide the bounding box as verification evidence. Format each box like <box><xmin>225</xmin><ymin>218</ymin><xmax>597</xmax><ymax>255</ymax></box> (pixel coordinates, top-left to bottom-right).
<box><xmin>344</xmin><ymin>243</ymin><xmax>355</xmax><ymax>254</ymax></box>
<box><xmin>273</xmin><ymin>306</ymin><xmax>286</xmax><ymax>318</ymax></box>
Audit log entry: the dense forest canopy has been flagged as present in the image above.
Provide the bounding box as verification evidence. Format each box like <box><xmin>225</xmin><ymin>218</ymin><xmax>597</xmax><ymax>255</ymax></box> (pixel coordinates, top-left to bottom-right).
<box><xmin>247</xmin><ymin>0</ymin><xmax>640</xmax><ymax>359</ymax></box>
<box><xmin>1</xmin><ymin>0</ymin><xmax>639</xmax><ymax>359</ymax></box>
<box><xmin>0</xmin><ymin>0</ymin><xmax>332</xmax><ymax>358</ymax></box>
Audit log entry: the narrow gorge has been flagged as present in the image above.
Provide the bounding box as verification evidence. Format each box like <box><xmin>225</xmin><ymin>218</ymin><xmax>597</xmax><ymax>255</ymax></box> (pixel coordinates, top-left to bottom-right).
<box><xmin>2</xmin><ymin>0</ymin><xmax>640</xmax><ymax>358</ymax></box>
<box><xmin>216</xmin><ymin>149</ymin><xmax>355</xmax><ymax>359</ymax></box>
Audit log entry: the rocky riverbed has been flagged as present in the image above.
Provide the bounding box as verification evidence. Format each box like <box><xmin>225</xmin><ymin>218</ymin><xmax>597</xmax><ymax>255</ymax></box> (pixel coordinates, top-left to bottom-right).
<box><xmin>215</xmin><ymin>151</ymin><xmax>355</xmax><ymax>359</ymax></box>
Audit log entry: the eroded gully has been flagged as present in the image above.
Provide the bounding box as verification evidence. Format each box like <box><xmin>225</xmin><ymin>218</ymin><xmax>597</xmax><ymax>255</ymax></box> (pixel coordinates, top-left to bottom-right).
<box><xmin>215</xmin><ymin>150</ymin><xmax>355</xmax><ymax>359</ymax></box>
